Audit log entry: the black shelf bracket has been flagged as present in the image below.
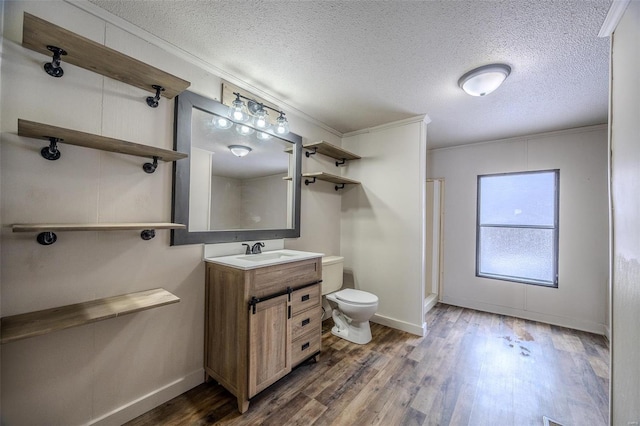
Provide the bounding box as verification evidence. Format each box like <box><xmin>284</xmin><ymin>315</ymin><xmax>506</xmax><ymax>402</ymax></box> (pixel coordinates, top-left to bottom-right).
<box><xmin>43</xmin><ymin>45</ymin><xmax>67</xmax><ymax>78</ymax></box>
<box><xmin>41</xmin><ymin>137</ymin><xmax>62</xmax><ymax>161</ymax></box>
<box><xmin>335</xmin><ymin>184</ymin><xmax>346</xmax><ymax>191</ymax></box>
<box><xmin>305</xmin><ymin>147</ymin><xmax>318</xmax><ymax>158</ymax></box>
<box><xmin>304</xmin><ymin>177</ymin><xmax>317</xmax><ymax>186</ymax></box>
<box><xmin>140</xmin><ymin>229</ymin><xmax>156</xmax><ymax>241</ymax></box>
<box><xmin>36</xmin><ymin>231</ymin><xmax>57</xmax><ymax>245</ymax></box>
<box><xmin>143</xmin><ymin>156</ymin><xmax>159</xmax><ymax>174</ymax></box>
<box><xmin>335</xmin><ymin>158</ymin><xmax>347</xmax><ymax>167</ymax></box>
<box><xmin>146</xmin><ymin>85</ymin><xmax>165</xmax><ymax>108</ymax></box>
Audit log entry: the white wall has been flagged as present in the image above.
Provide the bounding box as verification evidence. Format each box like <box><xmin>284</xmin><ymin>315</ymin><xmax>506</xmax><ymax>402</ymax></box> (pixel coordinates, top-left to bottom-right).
<box><xmin>610</xmin><ymin>1</ymin><xmax>640</xmax><ymax>423</ymax></box>
<box><xmin>241</xmin><ymin>173</ymin><xmax>288</xmax><ymax>229</ymax></box>
<box><xmin>284</xmin><ymin>133</ymin><xmax>342</xmax><ymax>256</ymax></box>
<box><xmin>189</xmin><ymin>147</ymin><xmax>212</xmax><ymax>231</ymax></box>
<box><xmin>209</xmin><ymin>174</ymin><xmax>242</xmax><ymax>229</ymax></box>
<box><xmin>208</xmin><ymin>173</ymin><xmax>288</xmax><ymax>230</ymax></box>
<box><xmin>426</xmin><ymin>179</ymin><xmax>442</xmax><ymax>297</ymax></box>
<box><xmin>341</xmin><ymin>116</ymin><xmax>429</xmax><ymax>335</ymax></box>
<box><xmin>0</xmin><ymin>1</ymin><xmax>342</xmax><ymax>424</ymax></box>
<box><xmin>428</xmin><ymin>126</ymin><xmax>609</xmax><ymax>334</ymax></box>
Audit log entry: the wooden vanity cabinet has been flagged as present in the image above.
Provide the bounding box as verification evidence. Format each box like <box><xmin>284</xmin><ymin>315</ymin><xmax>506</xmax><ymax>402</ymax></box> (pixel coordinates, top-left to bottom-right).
<box><xmin>204</xmin><ymin>257</ymin><xmax>322</xmax><ymax>413</ymax></box>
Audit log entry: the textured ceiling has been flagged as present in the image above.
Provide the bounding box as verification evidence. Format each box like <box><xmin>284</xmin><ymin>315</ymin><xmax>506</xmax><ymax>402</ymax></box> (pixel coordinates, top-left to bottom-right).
<box><xmin>87</xmin><ymin>0</ymin><xmax>611</xmax><ymax>148</ymax></box>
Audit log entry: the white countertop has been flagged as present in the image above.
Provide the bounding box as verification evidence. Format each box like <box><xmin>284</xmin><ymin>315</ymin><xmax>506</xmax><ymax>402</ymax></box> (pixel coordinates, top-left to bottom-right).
<box><xmin>204</xmin><ymin>249</ymin><xmax>324</xmax><ymax>270</ymax></box>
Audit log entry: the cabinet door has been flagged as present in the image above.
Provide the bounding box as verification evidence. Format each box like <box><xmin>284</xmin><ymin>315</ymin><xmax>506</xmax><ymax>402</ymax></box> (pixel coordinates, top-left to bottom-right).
<box><xmin>248</xmin><ymin>294</ymin><xmax>291</xmax><ymax>397</ymax></box>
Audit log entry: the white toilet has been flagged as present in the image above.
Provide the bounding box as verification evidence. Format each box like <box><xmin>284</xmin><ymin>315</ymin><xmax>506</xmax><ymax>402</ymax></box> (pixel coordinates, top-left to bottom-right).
<box><xmin>322</xmin><ymin>256</ymin><xmax>379</xmax><ymax>344</ymax></box>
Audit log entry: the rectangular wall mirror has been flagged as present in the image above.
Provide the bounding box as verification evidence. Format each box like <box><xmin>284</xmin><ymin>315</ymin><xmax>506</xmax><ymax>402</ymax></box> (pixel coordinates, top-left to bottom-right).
<box><xmin>172</xmin><ymin>90</ymin><xmax>302</xmax><ymax>245</ymax></box>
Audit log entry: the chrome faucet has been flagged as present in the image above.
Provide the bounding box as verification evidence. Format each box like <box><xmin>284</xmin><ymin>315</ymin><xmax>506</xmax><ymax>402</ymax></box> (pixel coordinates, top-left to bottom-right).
<box><xmin>251</xmin><ymin>242</ymin><xmax>265</xmax><ymax>254</ymax></box>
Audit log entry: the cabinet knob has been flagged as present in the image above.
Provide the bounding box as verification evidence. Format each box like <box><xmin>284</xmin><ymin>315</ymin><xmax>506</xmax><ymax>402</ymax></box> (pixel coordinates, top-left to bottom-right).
<box><xmin>301</xmin><ymin>342</ymin><xmax>310</xmax><ymax>351</ymax></box>
<box><xmin>302</xmin><ymin>318</ymin><xmax>310</xmax><ymax>326</ymax></box>
<box><xmin>301</xmin><ymin>294</ymin><xmax>310</xmax><ymax>302</ymax></box>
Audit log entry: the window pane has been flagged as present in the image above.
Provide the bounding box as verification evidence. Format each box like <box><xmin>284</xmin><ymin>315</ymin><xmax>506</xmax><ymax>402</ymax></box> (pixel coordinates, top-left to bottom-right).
<box><xmin>479</xmin><ymin>227</ymin><xmax>555</xmax><ymax>284</ymax></box>
<box><xmin>479</xmin><ymin>172</ymin><xmax>556</xmax><ymax>226</ymax></box>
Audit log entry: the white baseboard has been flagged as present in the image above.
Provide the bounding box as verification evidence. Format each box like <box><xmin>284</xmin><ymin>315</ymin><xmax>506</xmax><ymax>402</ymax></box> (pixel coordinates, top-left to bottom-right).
<box><xmin>603</xmin><ymin>324</ymin><xmax>611</xmax><ymax>346</ymax></box>
<box><xmin>89</xmin><ymin>368</ymin><xmax>204</xmax><ymax>426</ymax></box>
<box><xmin>441</xmin><ymin>296</ymin><xmax>607</xmax><ymax>336</ymax></box>
<box><xmin>424</xmin><ymin>293</ymin><xmax>438</xmax><ymax>313</ymax></box>
<box><xmin>371</xmin><ymin>313</ymin><xmax>426</xmax><ymax>337</ymax></box>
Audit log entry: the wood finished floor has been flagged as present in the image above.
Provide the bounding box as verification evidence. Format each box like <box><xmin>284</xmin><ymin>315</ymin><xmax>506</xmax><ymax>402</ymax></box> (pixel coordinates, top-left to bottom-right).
<box><xmin>125</xmin><ymin>303</ymin><xmax>609</xmax><ymax>426</ymax></box>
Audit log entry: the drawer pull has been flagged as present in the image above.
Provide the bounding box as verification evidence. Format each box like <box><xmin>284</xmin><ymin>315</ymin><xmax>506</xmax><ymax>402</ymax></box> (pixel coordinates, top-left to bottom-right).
<box><xmin>301</xmin><ymin>294</ymin><xmax>310</xmax><ymax>302</ymax></box>
<box><xmin>301</xmin><ymin>318</ymin><xmax>310</xmax><ymax>326</ymax></box>
<box><xmin>301</xmin><ymin>342</ymin><xmax>310</xmax><ymax>351</ymax></box>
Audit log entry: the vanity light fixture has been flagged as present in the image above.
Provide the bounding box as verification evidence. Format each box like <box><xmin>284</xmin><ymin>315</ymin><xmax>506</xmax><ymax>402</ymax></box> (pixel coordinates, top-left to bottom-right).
<box><xmin>229</xmin><ymin>145</ymin><xmax>252</xmax><ymax>157</ymax></box>
<box><xmin>458</xmin><ymin>63</ymin><xmax>511</xmax><ymax>97</ymax></box>
<box><xmin>229</xmin><ymin>92</ymin><xmax>289</xmax><ymax>135</ymax></box>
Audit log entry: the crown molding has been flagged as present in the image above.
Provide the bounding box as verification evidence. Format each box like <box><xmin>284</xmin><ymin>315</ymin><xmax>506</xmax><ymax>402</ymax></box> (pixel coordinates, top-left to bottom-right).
<box><xmin>429</xmin><ymin>123</ymin><xmax>608</xmax><ymax>153</ymax></box>
<box><xmin>343</xmin><ymin>114</ymin><xmax>431</xmax><ymax>138</ymax></box>
<box><xmin>598</xmin><ymin>0</ymin><xmax>631</xmax><ymax>37</ymax></box>
<box><xmin>64</xmin><ymin>0</ymin><xmax>343</xmax><ymax>137</ymax></box>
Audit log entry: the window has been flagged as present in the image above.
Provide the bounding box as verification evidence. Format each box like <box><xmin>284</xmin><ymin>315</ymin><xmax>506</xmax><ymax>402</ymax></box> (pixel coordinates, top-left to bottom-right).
<box><xmin>476</xmin><ymin>170</ymin><xmax>559</xmax><ymax>287</ymax></box>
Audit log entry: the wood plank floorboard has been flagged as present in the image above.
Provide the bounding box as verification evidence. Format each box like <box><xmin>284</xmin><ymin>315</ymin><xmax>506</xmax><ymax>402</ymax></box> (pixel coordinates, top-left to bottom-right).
<box><xmin>124</xmin><ymin>303</ymin><xmax>609</xmax><ymax>426</ymax></box>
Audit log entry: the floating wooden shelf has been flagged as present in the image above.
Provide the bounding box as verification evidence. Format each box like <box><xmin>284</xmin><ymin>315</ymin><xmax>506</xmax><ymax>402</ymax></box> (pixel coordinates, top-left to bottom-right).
<box><xmin>12</xmin><ymin>223</ymin><xmax>185</xmax><ymax>232</ymax></box>
<box><xmin>22</xmin><ymin>12</ymin><xmax>190</xmax><ymax>99</ymax></box>
<box><xmin>0</xmin><ymin>288</ymin><xmax>180</xmax><ymax>344</ymax></box>
<box><xmin>302</xmin><ymin>172</ymin><xmax>360</xmax><ymax>191</ymax></box>
<box><xmin>304</xmin><ymin>141</ymin><xmax>361</xmax><ymax>165</ymax></box>
<box><xmin>286</xmin><ymin>141</ymin><xmax>361</xmax><ymax>167</ymax></box>
<box><xmin>12</xmin><ymin>222</ymin><xmax>186</xmax><ymax>245</ymax></box>
<box><xmin>18</xmin><ymin>119</ymin><xmax>188</xmax><ymax>165</ymax></box>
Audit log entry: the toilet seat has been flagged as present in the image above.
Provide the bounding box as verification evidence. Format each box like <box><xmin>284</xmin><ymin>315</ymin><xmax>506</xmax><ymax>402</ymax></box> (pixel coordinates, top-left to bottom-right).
<box><xmin>334</xmin><ymin>289</ymin><xmax>378</xmax><ymax>305</ymax></box>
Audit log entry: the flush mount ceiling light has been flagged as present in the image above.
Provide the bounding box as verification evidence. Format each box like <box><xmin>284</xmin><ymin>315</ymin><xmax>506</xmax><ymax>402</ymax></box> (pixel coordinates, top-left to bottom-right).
<box><xmin>229</xmin><ymin>145</ymin><xmax>252</xmax><ymax>157</ymax></box>
<box><xmin>458</xmin><ymin>63</ymin><xmax>511</xmax><ymax>97</ymax></box>
<box><xmin>228</xmin><ymin>92</ymin><xmax>289</xmax><ymax>135</ymax></box>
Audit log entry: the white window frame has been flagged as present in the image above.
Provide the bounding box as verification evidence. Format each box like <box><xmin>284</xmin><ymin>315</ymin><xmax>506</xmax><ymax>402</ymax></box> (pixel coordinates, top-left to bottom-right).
<box><xmin>476</xmin><ymin>169</ymin><xmax>560</xmax><ymax>287</ymax></box>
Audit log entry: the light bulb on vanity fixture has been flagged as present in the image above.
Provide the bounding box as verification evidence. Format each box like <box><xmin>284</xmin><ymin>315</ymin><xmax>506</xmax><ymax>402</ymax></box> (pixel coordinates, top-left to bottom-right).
<box><xmin>229</xmin><ymin>145</ymin><xmax>252</xmax><ymax>157</ymax></box>
<box><xmin>274</xmin><ymin>112</ymin><xmax>290</xmax><ymax>135</ymax></box>
<box><xmin>252</xmin><ymin>106</ymin><xmax>270</xmax><ymax>130</ymax></box>
<box><xmin>256</xmin><ymin>131</ymin><xmax>271</xmax><ymax>141</ymax></box>
<box><xmin>212</xmin><ymin>115</ymin><xmax>233</xmax><ymax>130</ymax></box>
<box><xmin>458</xmin><ymin>63</ymin><xmax>511</xmax><ymax>97</ymax></box>
<box><xmin>235</xmin><ymin>124</ymin><xmax>255</xmax><ymax>136</ymax></box>
<box><xmin>228</xmin><ymin>93</ymin><xmax>250</xmax><ymax>122</ymax></box>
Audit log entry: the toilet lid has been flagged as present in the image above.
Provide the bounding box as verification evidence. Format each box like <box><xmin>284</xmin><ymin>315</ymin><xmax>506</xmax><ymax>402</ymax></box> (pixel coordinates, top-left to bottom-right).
<box><xmin>335</xmin><ymin>288</ymin><xmax>378</xmax><ymax>304</ymax></box>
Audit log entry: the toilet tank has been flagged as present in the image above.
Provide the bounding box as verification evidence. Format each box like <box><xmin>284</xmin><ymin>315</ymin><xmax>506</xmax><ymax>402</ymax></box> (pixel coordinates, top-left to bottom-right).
<box><xmin>321</xmin><ymin>256</ymin><xmax>344</xmax><ymax>295</ymax></box>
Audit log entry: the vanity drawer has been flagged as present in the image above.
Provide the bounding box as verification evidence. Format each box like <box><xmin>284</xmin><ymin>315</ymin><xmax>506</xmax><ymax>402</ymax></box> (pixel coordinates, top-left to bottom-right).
<box><xmin>291</xmin><ymin>329</ymin><xmax>321</xmax><ymax>367</ymax></box>
<box><xmin>292</xmin><ymin>306</ymin><xmax>322</xmax><ymax>341</ymax></box>
<box><xmin>250</xmin><ymin>258</ymin><xmax>321</xmax><ymax>298</ymax></box>
<box><xmin>291</xmin><ymin>284</ymin><xmax>321</xmax><ymax>316</ymax></box>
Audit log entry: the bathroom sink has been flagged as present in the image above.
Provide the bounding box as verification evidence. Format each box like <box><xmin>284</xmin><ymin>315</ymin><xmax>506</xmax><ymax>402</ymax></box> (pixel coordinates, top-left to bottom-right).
<box><xmin>236</xmin><ymin>252</ymin><xmax>296</xmax><ymax>262</ymax></box>
<box><xmin>205</xmin><ymin>249</ymin><xmax>324</xmax><ymax>270</ymax></box>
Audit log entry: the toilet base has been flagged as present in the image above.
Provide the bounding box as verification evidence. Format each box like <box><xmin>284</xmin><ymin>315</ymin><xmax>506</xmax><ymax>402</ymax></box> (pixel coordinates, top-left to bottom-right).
<box><xmin>331</xmin><ymin>319</ymin><xmax>372</xmax><ymax>345</ymax></box>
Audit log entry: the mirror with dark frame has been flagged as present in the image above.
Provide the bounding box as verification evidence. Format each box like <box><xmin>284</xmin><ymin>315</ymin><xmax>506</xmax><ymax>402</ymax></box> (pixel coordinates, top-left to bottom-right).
<box><xmin>171</xmin><ymin>90</ymin><xmax>302</xmax><ymax>245</ymax></box>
